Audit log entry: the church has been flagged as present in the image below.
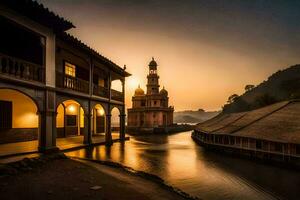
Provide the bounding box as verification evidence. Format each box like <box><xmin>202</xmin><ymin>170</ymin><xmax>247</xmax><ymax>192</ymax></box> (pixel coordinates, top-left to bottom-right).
<box><xmin>127</xmin><ymin>58</ymin><xmax>174</xmax><ymax>132</ymax></box>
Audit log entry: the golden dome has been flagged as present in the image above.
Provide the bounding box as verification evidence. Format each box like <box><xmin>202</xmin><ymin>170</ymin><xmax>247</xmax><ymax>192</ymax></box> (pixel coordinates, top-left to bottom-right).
<box><xmin>134</xmin><ymin>85</ymin><xmax>145</xmax><ymax>96</ymax></box>
<box><xmin>160</xmin><ymin>87</ymin><xmax>168</xmax><ymax>96</ymax></box>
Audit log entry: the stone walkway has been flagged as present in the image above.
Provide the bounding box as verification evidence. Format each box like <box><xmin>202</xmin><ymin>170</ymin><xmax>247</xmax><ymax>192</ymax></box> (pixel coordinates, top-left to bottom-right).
<box><xmin>0</xmin><ymin>133</ymin><xmax>121</xmax><ymax>159</ymax></box>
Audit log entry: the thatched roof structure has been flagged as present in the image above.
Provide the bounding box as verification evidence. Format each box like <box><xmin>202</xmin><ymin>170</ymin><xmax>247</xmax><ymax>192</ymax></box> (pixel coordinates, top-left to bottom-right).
<box><xmin>195</xmin><ymin>100</ymin><xmax>300</xmax><ymax>144</ymax></box>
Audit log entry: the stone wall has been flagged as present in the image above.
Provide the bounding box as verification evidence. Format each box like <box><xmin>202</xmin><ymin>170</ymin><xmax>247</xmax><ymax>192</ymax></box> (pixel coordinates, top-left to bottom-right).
<box><xmin>0</xmin><ymin>128</ymin><xmax>38</xmax><ymax>144</ymax></box>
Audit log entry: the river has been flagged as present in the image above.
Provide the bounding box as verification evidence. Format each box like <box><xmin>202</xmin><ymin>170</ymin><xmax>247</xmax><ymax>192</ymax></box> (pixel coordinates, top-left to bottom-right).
<box><xmin>66</xmin><ymin>131</ymin><xmax>300</xmax><ymax>200</ymax></box>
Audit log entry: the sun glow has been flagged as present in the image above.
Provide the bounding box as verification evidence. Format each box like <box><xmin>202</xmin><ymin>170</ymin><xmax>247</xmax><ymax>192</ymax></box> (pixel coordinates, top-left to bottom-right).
<box><xmin>127</xmin><ymin>76</ymin><xmax>140</xmax><ymax>89</ymax></box>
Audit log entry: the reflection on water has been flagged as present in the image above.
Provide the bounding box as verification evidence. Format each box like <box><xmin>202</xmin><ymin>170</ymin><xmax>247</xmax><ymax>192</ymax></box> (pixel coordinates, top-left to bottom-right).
<box><xmin>67</xmin><ymin>131</ymin><xmax>300</xmax><ymax>200</ymax></box>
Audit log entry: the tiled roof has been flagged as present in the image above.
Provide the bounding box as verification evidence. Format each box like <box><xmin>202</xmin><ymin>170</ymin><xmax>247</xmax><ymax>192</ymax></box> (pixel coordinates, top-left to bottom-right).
<box><xmin>1</xmin><ymin>0</ymin><xmax>74</xmax><ymax>31</ymax></box>
<box><xmin>195</xmin><ymin>100</ymin><xmax>300</xmax><ymax>144</ymax></box>
<box><xmin>58</xmin><ymin>32</ymin><xmax>131</xmax><ymax>77</ymax></box>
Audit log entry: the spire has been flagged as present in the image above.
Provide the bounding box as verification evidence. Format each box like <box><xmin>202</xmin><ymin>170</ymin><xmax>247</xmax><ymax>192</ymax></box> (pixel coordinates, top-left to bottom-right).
<box><xmin>149</xmin><ymin>57</ymin><xmax>158</xmax><ymax>69</ymax></box>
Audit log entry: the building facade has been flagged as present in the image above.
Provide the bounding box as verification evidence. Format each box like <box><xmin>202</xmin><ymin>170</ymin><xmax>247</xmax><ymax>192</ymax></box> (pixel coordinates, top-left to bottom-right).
<box><xmin>0</xmin><ymin>0</ymin><xmax>130</xmax><ymax>152</ymax></box>
<box><xmin>127</xmin><ymin>58</ymin><xmax>174</xmax><ymax>129</ymax></box>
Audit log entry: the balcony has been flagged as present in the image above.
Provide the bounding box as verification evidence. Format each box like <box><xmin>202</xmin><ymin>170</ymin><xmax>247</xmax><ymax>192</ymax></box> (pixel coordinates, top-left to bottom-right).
<box><xmin>56</xmin><ymin>71</ymin><xmax>89</xmax><ymax>94</ymax></box>
<box><xmin>111</xmin><ymin>89</ymin><xmax>124</xmax><ymax>102</ymax></box>
<box><xmin>93</xmin><ymin>84</ymin><xmax>109</xmax><ymax>98</ymax></box>
<box><xmin>0</xmin><ymin>53</ymin><xmax>45</xmax><ymax>83</ymax></box>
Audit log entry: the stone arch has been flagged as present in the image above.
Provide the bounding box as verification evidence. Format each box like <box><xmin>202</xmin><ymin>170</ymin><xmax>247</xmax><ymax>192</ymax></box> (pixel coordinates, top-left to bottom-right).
<box><xmin>56</xmin><ymin>99</ymin><xmax>86</xmax><ymax>138</ymax></box>
<box><xmin>91</xmin><ymin>103</ymin><xmax>106</xmax><ymax>135</ymax></box>
<box><xmin>0</xmin><ymin>82</ymin><xmax>43</xmax><ymax>112</ymax></box>
<box><xmin>90</xmin><ymin>101</ymin><xmax>108</xmax><ymax>115</ymax></box>
<box><xmin>56</xmin><ymin>95</ymin><xmax>88</xmax><ymax>114</ymax></box>
<box><xmin>110</xmin><ymin>106</ymin><xmax>121</xmax><ymax>134</ymax></box>
<box><xmin>110</xmin><ymin>105</ymin><xmax>122</xmax><ymax>114</ymax></box>
<box><xmin>0</xmin><ymin>87</ymin><xmax>40</xmax><ymax>144</ymax></box>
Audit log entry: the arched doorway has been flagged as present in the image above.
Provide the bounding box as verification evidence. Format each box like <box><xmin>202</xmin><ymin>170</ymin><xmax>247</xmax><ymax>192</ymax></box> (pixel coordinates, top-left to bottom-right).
<box><xmin>0</xmin><ymin>88</ymin><xmax>39</xmax><ymax>154</ymax></box>
<box><xmin>56</xmin><ymin>100</ymin><xmax>86</xmax><ymax>148</ymax></box>
<box><xmin>111</xmin><ymin>107</ymin><xmax>120</xmax><ymax>138</ymax></box>
<box><xmin>92</xmin><ymin>104</ymin><xmax>106</xmax><ymax>135</ymax></box>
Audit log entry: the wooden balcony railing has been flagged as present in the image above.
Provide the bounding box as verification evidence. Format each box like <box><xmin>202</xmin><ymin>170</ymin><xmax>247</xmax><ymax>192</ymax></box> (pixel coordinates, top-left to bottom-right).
<box><xmin>93</xmin><ymin>84</ymin><xmax>109</xmax><ymax>98</ymax></box>
<box><xmin>111</xmin><ymin>89</ymin><xmax>124</xmax><ymax>102</ymax></box>
<box><xmin>56</xmin><ymin>71</ymin><xmax>89</xmax><ymax>94</ymax></box>
<box><xmin>0</xmin><ymin>53</ymin><xmax>45</xmax><ymax>83</ymax></box>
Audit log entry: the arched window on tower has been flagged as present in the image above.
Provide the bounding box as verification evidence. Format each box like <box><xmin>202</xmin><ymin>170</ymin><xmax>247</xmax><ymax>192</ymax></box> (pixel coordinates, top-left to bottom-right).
<box><xmin>150</xmin><ymin>70</ymin><xmax>157</xmax><ymax>74</ymax></box>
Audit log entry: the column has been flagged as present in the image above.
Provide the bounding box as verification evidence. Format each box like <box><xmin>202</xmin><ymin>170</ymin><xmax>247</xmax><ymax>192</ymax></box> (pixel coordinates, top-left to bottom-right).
<box><xmin>83</xmin><ymin>113</ymin><xmax>92</xmax><ymax>145</ymax></box>
<box><xmin>108</xmin><ymin>71</ymin><xmax>112</xmax><ymax>100</ymax></box>
<box><xmin>106</xmin><ymin>72</ymin><xmax>113</xmax><ymax>146</ymax></box>
<box><xmin>63</xmin><ymin>104</ymin><xmax>66</xmax><ymax>137</ymax></box>
<box><xmin>119</xmin><ymin>79</ymin><xmax>126</xmax><ymax>140</ymax></box>
<box><xmin>119</xmin><ymin>112</ymin><xmax>126</xmax><ymax>141</ymax></box>
<box><xmin>38</xmin><ymin>90</ymin><xmax>58</xmax><ymax>153</ymax></box>
<box><xmin>105</xmin><ymin>113</ymin><xmax>112</xmax><ymax>145</ymax></box>
<box><xmin>89</xmin><ymin>57</ymin><xmax>93</xmax><ymax>96</ymax></box>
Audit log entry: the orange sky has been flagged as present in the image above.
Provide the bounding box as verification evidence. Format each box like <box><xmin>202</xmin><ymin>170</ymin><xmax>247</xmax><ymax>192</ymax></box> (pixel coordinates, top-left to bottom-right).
<box><xmin>39</xmin><ymin>0</ymin><xmax>300</xmax><ymax>111</ymax></box>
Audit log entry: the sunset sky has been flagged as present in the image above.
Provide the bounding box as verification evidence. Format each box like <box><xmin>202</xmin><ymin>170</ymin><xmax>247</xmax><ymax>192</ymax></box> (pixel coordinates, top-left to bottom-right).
<box><xmin>38</xmin><ymin>0</ymin><xmax>300</xmax><ymax>111</ymax></box>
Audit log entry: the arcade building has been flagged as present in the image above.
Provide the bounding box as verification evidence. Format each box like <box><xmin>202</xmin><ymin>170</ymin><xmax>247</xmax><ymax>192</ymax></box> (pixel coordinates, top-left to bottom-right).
<box><xmin>127</xmin><ymin>58</ymin><xmax>174</xmax><ymax>132</ymax></box>
<box><xmin>0</xmin><ymin>0</ymin><xmax>130</xmax><ymax>153</ymax></box>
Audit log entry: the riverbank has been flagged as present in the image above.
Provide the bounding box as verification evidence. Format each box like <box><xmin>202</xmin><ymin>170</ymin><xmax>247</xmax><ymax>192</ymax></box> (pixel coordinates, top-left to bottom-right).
<box><xmin>127</xmin><ymin>124</ymin><xmax>195</xmax><ymax>135</ymax></box>
<box><xmin>0</xmin><ymin>153</ymin><xmax>198</xmax><ymax>200</ymax></box>
<box><xmin>192</xmin><ymin>131</ymin><xmax>300</xmax><ymax>170</ymax></box>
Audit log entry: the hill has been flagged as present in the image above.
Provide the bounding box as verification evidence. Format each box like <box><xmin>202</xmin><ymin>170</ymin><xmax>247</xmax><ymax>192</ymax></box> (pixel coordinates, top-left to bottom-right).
<box><xmin>223</xmin><ymin>64</ymin><xmax>300</xmax><ymax>113</ymax></box>
<box><xmin>174</xmin><ymin>109</ymin><xmax>219</xmax><ymax>124</ymax></box>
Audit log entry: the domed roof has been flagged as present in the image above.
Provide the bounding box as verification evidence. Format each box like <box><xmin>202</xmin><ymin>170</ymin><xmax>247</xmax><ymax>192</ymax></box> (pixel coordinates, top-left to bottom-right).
<box><xmin>149</xmin><ymin>57</ymin><xmax>157</xmax><ymax>70</ymax></box>
<box><xmin>134</xmin><ymin>85</ymin><xmax>145</xmax><ymax>96</ymax></box>
<box><xmin>160</xmin><ymin>87</ymin><xmax>168</xmax><ymax>96</ymax></box>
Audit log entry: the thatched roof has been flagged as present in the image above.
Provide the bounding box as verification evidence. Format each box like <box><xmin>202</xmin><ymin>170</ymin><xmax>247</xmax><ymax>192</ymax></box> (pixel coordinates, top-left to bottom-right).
<box><xmin>195</xmin><ymin>100</ymin><xmax>300</xmax><ymax>144</ymax></box>
<box><xmin>196</xmin><ymin>112</ymin><xmax>246</xmax><ymax>133</ymax></box>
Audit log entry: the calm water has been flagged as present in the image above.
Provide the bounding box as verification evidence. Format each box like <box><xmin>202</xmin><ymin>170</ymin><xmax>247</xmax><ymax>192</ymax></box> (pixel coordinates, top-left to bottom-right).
<box><xmin>67</xmin><ymin>131</ymin><xmax>300</xmax><ymax>200</ymax></box>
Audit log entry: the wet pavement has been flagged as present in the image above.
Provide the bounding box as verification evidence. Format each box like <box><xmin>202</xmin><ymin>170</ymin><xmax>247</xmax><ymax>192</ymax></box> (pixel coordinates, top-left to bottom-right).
<box><xmin>0</xmin><ymin>133</ymin><xmax>120</xmax><ymax>159</ymax></box>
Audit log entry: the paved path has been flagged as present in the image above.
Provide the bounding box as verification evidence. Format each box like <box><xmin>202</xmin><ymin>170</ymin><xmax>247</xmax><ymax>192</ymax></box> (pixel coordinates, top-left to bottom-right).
<box><xmin>0</xmin><ymin>158</ymin><xmax>187</xmax><ymax>200</ymax></box>
<box><xmin>0</xmin><ymin>133</ymin><xmax>121</xmax><ymax>158</ymax></box>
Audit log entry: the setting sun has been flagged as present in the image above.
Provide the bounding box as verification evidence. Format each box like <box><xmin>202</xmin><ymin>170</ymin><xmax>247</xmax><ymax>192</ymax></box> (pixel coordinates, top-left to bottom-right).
<box><xmin>127</xmin><ymin>76</ymin><xmax>140</xmax><ymax>90</ymax></box>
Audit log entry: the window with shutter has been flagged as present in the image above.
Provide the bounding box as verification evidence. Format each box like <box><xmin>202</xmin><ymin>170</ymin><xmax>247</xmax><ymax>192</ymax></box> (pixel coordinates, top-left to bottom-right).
<box><xmin>0</xmin><ymin>100</ymin><xmax>12</xmax><ymax>129</ymax></box>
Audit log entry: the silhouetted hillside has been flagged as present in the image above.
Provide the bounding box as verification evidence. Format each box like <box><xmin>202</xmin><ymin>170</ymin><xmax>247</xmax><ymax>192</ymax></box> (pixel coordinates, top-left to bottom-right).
<box><xmin>223</xmin><ymin>64</ymin><xmax>300</xmax><ymax>113</ymax></box>
<box><xmin>174</xmin><ymin>110</ymin><xmax>219</xmax><ymax>123</ymax></box>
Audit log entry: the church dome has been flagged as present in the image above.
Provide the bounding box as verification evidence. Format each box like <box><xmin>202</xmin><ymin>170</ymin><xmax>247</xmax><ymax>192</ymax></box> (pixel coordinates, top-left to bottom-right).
<box><xmin>134</xmin><ymin>85</ymin><xmax>145</xmax><ymax>96</ymax></box>
<box><xmin>160</xmin><ymin>87</ymin><xmax>168</xmax><ymax>96</ymax></box>
<box><xmin>149</xmin><ymin>57</ymin><xmax>157</xmax><ymax>70</ymax></box>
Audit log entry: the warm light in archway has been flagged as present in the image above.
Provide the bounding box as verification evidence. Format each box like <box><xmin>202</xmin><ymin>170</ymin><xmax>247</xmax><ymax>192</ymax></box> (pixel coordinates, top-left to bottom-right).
<box><xmin>97</xmin><ymin>109</ymin><xmax>105</xmax><ymax>116</ymax></box>
<box><xmin>68</xmin><ymin>105</ymin><xmax>76</xmax><ymax>113</ymax></box>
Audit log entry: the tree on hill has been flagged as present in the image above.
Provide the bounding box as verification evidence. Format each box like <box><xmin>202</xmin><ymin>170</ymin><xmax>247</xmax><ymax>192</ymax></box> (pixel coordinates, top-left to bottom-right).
<box><xmin>227</xmin><ymin>94</ymin><xmax>239</xmax><ymax>104</ymax></box>
<box><xmin>223</xmin><ymin>97</ymin><xmax>250</xmax><ymax>113</ymax></box>
<box><xmin>221</xmin><ymin>64</ymin><xmax>300</xmax><ymax>113</ymax></box>
<box><xmin>245</xmin><ymin>84</ymin><xmax>255</xmax><ymax>92</ymax></box>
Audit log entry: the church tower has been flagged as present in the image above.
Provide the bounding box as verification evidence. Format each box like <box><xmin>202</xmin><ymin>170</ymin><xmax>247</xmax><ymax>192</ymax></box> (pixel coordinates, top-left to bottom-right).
<box><xmin>146</xmin><ymin>57</ymin><xmax>160</xmax><ymax>95</ymax></box>
<box><xmin>127</xmin><ymin>57</ymin><xmax>174</xmax><ymax>131</ymax></box>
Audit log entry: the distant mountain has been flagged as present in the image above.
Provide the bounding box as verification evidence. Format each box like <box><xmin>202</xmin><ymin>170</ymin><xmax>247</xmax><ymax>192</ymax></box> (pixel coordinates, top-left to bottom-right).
<box><xmin>174</xmin><ymin>110</ymin><xmax>220</xmax><ymax>124</ymax></box>
<box><xmin>223</xmin><ymin>64</ymin><xmax>300</xmax><ymax>113</ymax></box>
